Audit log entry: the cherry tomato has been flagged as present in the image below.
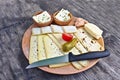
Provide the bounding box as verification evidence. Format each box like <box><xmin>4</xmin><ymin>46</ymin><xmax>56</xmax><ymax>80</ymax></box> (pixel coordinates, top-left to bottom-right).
<box><xmin>62</xmin><ymin>33</ymin><xmax>73</xmax><ymax>41</ymax></box>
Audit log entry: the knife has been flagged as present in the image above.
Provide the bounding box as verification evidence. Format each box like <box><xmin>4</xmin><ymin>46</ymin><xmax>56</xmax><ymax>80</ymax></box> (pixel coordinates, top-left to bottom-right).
<box><xmin>26</xmin><ymin>49</ymin><xmax>110</xmax><ymax>69</ymax></box>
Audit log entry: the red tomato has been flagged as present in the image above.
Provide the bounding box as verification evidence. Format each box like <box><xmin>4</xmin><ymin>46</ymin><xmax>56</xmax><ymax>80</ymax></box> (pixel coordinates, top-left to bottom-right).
<box><xmin>62</xmin><ymin>33</ymin><xmax>73</xmax><ymax>41</ymax></box>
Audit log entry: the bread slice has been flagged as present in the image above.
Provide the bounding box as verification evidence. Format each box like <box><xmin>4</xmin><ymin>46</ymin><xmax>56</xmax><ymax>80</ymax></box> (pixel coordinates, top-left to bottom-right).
<box><xmin>63</xmin><ymin>26</ymin><xmax>77</xmax><ymax>33</ymax></box>
<box><xmin>43</xmin><ymin>35</ymin><xmax>69</xmax><ymax>68</ymax></box>
<box><xmin>84</xmin><ymin>23</ymin><xmax>103</xmax><ymax>39</ymax></box>
<box><xmin>38</xmin><ymin>35</ymin><xmax>46</xmax><ymax>60</ymax></box>
<box><xmin>51</xmin><ymin>24</ymin><xmax>63</xmax><ymax>33</ymax></box>
<box><xmin>29</xmin><ymin>36</ymin><xmax>38</xmax><ymax>64</ymax></box>
<box><xmin>32</xmin><ymin>28</ymin><xmax>41</xmax><ymax>35</ymax></box>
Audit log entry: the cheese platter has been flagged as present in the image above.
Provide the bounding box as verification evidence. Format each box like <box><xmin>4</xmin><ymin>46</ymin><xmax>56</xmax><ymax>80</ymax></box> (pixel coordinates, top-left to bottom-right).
<box><xmin>22</xmin><ymin>9</ymin><xmax>106</xmax><ymax>75</ymax></box>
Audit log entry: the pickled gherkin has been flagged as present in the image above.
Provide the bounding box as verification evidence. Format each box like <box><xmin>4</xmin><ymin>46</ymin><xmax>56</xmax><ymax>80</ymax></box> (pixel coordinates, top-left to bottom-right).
<box><xmin>62</xmin><ymin>38</ymin><xmax>78</xmax><ymax>52</ymax></box>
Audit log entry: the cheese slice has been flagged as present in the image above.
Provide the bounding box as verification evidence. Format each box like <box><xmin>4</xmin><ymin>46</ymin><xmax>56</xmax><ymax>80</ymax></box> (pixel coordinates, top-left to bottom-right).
<box><xmin>32</xmin><ymin>28</ymin><xmax>41</xmax><ymax>35</ymax></box>
<box><xmin>63</xmin><ymin>26</ymin><xmax>77</xmax><ymax>33</ymax></box>
<box><xmin>53</xmin><ymin>34</ymin><xmax>66</xmax><ymax>44</ymax></box>
<box><xmin>71</xmin><ymin>62</ymin><xmax>83</xmax><ymax>69</ymax></box>
<box><xmin>29</xmin><ymin>36</ymin><xmax>38</xmax><ymax>64</ymax></box>
<box><xmin>75</xmin><ymin>40</ymin><xmax>88</xmax><ymax>53</ymax></box>
<box><xmin>73</xmin><ymin>41</ymin><xmax>89</xmax><ymax>67</ymax></box>
<box><xmin>84</xmin><ymin>23</ymin><xmax>103</xmax><ymax>39</ymax></box>
<box><xmin>41</xmin><ymin>26</ymin><xmax>52</xmax><ymax>34</ymax></box>
<box><xmin>43</xmin><ymin>35</ymin><xmax>69</xmax><ymax>68</ymax></box>
<box><xmin>51</xmin><ymin>24</ymin><xmax>63</xmax><ymax>33</ymax></box>
<box><xmin>78</xmin><ymin>61</ymin><xmax>89</xmax><ymax>67</ymax></box>
<box><xmin>38</xmin><ymin>35</ymin><xmax>46</xmax><ymax>60</ymax></box>
<box><xmin>47</xmin><ymin>34</ymin><xmax>62</xmax><ymax>49</ymax></box>
<box><xmin>74</xmin><ymin>28</ymin><xmax>102</xmax><ymax>51</ymax></box>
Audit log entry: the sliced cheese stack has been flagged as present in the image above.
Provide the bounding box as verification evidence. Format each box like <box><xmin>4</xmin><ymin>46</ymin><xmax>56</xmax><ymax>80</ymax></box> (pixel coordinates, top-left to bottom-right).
<box><xmin>74</xmin><ymin>28</ymin><xmax>102</xmax><ymax>51</ymax></box>
<box><xmin>32</xmin><ymin>25</ymin><xmax>77</xmax><ymax>35</ymax></box>
<box><xmin>69</xmin><ymin>48</ymin><xmax>83</xmax><ymax>69</ymax></box>
<box><xmin>74</xmin><ymin>41</ymin><xmax>89</xmax><ymax>67</ymax></box>
<box><xmin>43</xmin><ymin>35</ymin><xmax>70</xmax><ymax>68</ymax></box>
<box><xmin>29</xmin><ymin>36</ymin><xmax>38</xmax><ymax>64</ymax></box>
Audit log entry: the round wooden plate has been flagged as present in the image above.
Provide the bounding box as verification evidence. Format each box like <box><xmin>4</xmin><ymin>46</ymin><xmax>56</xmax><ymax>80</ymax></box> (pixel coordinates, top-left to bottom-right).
<box><xmin>22</xmin><ymin>17</ymin><xmax>104</xmax><ymax>75</ymax></box>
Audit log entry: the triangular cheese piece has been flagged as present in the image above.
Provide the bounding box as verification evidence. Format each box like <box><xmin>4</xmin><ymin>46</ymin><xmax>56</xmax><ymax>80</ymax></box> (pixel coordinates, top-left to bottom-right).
<box><xmin>38</xmin><ymin>35</ymin><xmax>46</xmax><ymax>60</ymax></box>
<box><xmin>43</xmin><ymin>35</ymin><xmax>69</xmax><ymax>68</ymax></box>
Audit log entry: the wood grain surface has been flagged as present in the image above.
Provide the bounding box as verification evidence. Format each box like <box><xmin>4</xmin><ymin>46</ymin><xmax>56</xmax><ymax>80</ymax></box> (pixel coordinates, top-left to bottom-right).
<box><xmin>0</xmin><ymin>0</ymin><xmax>120</xmax><ymax>80</ymax></box>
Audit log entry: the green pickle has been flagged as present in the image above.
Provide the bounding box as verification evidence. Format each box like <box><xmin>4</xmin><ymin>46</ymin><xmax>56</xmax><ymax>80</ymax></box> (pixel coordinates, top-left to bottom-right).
<box><xmin>62</xmin><ymin>38</ymin><xmax>78</xmax><ymax>52</ymax></box>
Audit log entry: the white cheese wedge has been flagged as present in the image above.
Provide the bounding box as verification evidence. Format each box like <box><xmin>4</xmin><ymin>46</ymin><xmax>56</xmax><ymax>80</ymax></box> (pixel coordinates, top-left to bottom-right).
<box><xmin>43</xmin><ymin>35</ymin><xmax>69</xmax><ymax>68</ymax></box>
<box><xmin>74</xmin><ymin>28</ymin><xmax>102</xmax><ymax>51</ymax></box>
<box><xmin>32</xmin><ymin>28</ymin><xmax>41</xmax><ymax>35</ymax></box>
<box><xmin>29</xmin><ymin>36</ymin><xmax>38</xmax><ymax>64</ymax></box>
<box><xmin>51</xmin><ymin>24</ymin><xmax>63</xmax><ymax>33</ymax></box>
<box><xmin>55</xmin><ymin>9</ymin><xmax>70</xmax><ymax>21</ymax></box>
<box><xmin>41</xmin><ymin>26</ymin><xmax>52</xmax><ymax>34</ymax></box>
<box><xmin>63</xmin><ymin>26</ymin><xmax>77</xmax><ymax>33</ymax></box>
<box><xmin>33</xmin><ymin>11</ymin><xmax>51</xmax><ymax>23</ymax></box>
<box><xmin>38</xmin><ymin>35</ymin><xmax>46</xmax><ymax>60</ymax></box>
<box><xmin>84</xmin><ymin>23</ymin><xmax>103</xmax><ymax>39</ymax></box>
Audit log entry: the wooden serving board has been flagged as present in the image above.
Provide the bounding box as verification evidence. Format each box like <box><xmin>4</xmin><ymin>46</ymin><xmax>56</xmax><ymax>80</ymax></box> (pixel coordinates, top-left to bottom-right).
<box><xmin>22</xmin><ymin>17</ymin><xmax>104</xmax><ymax>75</ymax></box>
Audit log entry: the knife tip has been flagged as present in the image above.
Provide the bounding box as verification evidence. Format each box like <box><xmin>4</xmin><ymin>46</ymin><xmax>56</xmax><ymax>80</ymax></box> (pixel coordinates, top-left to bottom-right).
<box><xmin>26</xmin><ymin>65</ymin><xmax>31</xmax><ymax>69</ymax></box>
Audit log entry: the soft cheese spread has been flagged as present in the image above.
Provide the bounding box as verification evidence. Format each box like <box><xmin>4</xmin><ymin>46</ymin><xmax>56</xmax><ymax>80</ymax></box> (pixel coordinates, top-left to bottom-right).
<box><xmin>55</xmin><ymin>9</ymin><xmax>70</xmax><ymax>21</ymax></box>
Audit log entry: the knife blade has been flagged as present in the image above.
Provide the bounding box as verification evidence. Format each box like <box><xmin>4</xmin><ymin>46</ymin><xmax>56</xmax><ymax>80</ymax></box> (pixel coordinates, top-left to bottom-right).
<box><xmin>26</xmin><ymin>49</ymin><xmax>110</xmax><ymax>69</ymax></box>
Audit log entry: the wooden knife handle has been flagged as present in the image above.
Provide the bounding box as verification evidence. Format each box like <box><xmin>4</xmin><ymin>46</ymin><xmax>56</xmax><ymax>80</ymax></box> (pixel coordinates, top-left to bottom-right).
<box><xmin>69</xmin><ymin>49</ymin><xmax>110</xmax><ymax>62</ymax></box>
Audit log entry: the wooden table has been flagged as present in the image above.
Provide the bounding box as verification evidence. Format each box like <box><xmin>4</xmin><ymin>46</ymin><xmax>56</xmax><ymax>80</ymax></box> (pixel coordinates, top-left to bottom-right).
<box><xmin>0</xmin><ymin>0</ymin><xmax>120</xmax><ymax>80</ymax></box>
